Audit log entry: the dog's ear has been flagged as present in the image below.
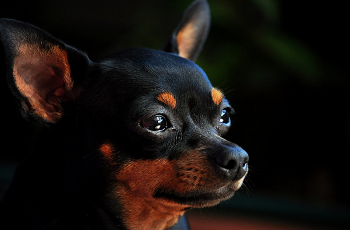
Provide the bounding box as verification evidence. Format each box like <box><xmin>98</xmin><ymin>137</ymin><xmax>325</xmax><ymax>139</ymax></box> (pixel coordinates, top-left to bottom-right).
<box><xmin>0</xmin><ymin>19</ymin><xmax>90</xmax><ymax>124</ymax></box>
<box><xmin>162</xmin><ymin>0</ymin><xmax>210</xmax><ymax>62</ymax></box>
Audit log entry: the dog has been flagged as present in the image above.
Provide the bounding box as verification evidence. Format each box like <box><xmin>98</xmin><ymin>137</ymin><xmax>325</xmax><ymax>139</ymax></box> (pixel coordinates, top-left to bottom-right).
<box><xmin>0</xmin><ymin>0</ymin><xmax>248</xmax><ymax>229</ymax></box>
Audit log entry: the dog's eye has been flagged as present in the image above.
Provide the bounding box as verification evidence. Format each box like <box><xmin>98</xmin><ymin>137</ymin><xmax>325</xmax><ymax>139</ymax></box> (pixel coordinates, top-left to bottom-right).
<box><xmin>219</xmin><ymin>109</ymin><xmax>231</xmax><ymax>125</ymax></box>
<box><xmin>141</xmin><ymin>115</ymin><xmax>168</xmax><ymax>131</ymax></box>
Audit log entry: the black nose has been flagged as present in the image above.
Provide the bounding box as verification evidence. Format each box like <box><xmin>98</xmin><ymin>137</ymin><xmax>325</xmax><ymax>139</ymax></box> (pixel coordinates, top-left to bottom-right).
<box><xmin>212</xmin><ymin>144</ymin><xmax>249</xmax><ymax>180</ymax></box>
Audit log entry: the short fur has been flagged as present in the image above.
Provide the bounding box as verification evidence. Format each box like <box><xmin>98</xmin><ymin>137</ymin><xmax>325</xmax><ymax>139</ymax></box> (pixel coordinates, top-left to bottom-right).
<box><xmin>0</xmin><ymin>1</ymin><xmax>248</xmax><ymax>229</ymax></box>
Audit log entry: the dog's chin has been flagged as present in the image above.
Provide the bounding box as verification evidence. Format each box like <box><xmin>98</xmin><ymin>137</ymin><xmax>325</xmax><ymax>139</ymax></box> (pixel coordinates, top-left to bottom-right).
<box><xmin>154</xmin><ymin>182</ymin><xmax>242</xmax><ymax>208</ymax></box>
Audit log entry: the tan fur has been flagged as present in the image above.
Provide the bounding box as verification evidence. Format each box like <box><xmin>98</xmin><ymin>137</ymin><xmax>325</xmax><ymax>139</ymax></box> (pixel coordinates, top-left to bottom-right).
<box><xmin>157</xmin><ymin>92</ymin><xmax>177</xmax><ymax>109</ymax></box>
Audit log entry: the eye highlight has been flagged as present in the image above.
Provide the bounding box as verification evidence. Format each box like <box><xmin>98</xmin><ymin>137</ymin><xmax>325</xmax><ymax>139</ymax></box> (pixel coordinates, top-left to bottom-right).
<box><xmin>219</xmin><ymin>109</ymin><xmax>231</xmax><ymax>125</ymax></box>
<box><xmin>141</xmin><ymin>115</ymin><xmax>168</xmax><ymax>131</ymax></box>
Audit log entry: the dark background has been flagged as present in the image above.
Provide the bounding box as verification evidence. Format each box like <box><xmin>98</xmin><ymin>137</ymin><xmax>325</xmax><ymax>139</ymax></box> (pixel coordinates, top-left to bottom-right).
<box><xmin>1</xmin><ymin>0</ymin><xmax>349</xmax><ymax>228</ymax></box>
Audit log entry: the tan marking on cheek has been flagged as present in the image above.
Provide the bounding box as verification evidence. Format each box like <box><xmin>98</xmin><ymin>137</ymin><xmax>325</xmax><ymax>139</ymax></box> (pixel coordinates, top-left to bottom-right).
<box><xmin>116</xmin><ymin>159</ymin><xmax>176</xmax><ymax>194</ymax></box>
<box><xmin>211</xmin><ymin>88</ymin><xmax>223</xmax><ymax>105</ymax></box>
<box><xmin>112</xmin><ymin>150</ymin><xmax>237</xmax><ymax>229</ymax></box>
<box><xmin>115</xmin><ymin>150</ymin><xmax>218</xmax><ymax>199</ymax></box>
<box><xmin>157</xmin><ymin>92</ymin><xmax>177</xmax><ymax>109</ymax></box>
<box><xmin>115</xmin><ymin>159</ymin><xmax>186</xmax><ymax>230</ymax></box>
<box><xmin>99</xmin><ymin>142</ymin><xmax>115</xmax><ymax>163</ymax></box>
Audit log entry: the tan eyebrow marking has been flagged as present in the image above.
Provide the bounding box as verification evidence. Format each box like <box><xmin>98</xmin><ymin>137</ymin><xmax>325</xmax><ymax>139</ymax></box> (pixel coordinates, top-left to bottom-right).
<box><xmin>211</xmin><ymin>88</ymin><xmax>223</xmax><ymax>105</ymax></box>
<box><xmin>157</xmin><ymin>92</ymin><xmax>177</xmax><ymax>109</ymax></box>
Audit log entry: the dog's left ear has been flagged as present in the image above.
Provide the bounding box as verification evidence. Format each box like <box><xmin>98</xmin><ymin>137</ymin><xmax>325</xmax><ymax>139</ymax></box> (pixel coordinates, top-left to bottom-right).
<box><xmin>0</xmin><ymin>19</ymin><xmax>90</xmax><ymax>124</ymax></box>
<box><xmin>162</xmin><ymin>0</ymin><xmax>210</xmax><ymax>62</ymax></box>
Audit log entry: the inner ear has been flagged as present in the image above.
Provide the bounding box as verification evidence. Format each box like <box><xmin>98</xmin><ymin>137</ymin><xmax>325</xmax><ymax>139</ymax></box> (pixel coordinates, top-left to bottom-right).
<box><xmin>13</xmin><ymin>44</ymin><xmax>73</xmax><ymax>123</ymax></box>
<box><xmin>161</xmin><ymin>0</ymin><xmax>210</xmax><ymax>62</ymax></box>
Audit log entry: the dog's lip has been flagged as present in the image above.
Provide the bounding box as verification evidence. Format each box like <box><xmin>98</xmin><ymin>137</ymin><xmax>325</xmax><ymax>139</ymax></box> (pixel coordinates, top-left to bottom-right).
<box><xmin>154</xmin><ymin>185</ymin><xmax>237</xmax><ymax>208</ymax></box>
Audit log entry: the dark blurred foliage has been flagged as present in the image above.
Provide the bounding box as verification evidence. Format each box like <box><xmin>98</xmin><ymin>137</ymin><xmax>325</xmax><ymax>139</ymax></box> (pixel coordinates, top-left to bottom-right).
<box><xmin>1</xmin><ymin>0</ymin><xmax>349</xmax><ymax>225</ymax></box>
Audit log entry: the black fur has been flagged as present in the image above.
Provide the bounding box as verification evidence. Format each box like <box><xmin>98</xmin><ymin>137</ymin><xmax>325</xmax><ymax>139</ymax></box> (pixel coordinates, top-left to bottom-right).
<box><xmin>0</xmin><ymin>1</ymin><xmax>248</xmax><ymax>229</ymax></box>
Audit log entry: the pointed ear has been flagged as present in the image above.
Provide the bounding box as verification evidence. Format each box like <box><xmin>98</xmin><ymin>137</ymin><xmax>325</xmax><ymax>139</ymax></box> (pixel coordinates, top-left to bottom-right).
<box><xmin>0</xmin><ymin>19</ymin><xmax>90</xmax><ymax>124</ymax></box>
<box><xmin>161</xmin><ymin>0</ymin><xmax>210</xmax><ymax>62</ymax></box>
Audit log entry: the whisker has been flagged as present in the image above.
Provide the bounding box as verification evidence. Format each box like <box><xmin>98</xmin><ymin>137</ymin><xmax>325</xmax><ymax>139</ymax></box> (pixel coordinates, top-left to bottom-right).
<box><xmin>247</xmin><ymin>165</ymin><xmax>259</xmax><ymax>175</ymax></box>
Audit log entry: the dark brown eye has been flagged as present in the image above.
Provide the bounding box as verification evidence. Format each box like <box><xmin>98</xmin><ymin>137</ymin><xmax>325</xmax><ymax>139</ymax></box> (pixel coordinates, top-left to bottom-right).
<box><xmin>141</xmin><ymin>115</ymin><xmax>168</xmax><ymax>131</ymax></box>
<box><xmin>219</xmin><ymin>109</ymin><xmax>231</xmax><ymax>125</ymax></box>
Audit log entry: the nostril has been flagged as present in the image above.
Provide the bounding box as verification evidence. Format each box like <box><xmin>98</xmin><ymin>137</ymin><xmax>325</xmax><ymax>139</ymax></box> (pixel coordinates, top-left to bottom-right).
<box><xmin>224</xmin><ymin>159</ymin><xmax>237</xmax><ymax>170</ymax></box>
<box><xmin>214</xmin><ymin>154</ymin><xmax>237</xmax><ymax>170</ymax></box>
<box><xmin>211</xmin><ymin>145</ymin><xmax>249</xmax><ymax>173</ymax></box>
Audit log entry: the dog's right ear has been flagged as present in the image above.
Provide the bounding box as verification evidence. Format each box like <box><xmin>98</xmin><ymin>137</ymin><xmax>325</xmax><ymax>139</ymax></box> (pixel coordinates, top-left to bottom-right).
<box><xmin>0</xmin><ymin>18</ymin><xmax>90</xmax><ymax>124</ymax></box>
<box><xmin>162</xmin><ymin>0</ymin><xmax>210</xmax><ymax>62</ymax></box>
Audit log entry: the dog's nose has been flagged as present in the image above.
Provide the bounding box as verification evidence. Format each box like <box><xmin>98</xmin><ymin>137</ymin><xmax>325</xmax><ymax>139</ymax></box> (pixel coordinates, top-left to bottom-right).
<box><xmin>213</xmin><ymin>144</ymin><xmax>249</xmax><ymax>180</ymax></box>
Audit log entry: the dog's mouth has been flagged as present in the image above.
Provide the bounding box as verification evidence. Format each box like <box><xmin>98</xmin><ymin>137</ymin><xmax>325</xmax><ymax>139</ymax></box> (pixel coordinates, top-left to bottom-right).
<box><xmin>154</xmin><ymin>183</ymin><xmax>238</xmax><ymax>208</ymax></box>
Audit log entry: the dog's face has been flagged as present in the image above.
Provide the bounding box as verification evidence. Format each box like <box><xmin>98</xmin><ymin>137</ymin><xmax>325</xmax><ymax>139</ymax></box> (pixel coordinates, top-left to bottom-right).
<box><xmin>83</xmin><ymin>48</ymin><xmax>248</xmax><ymax>207</ymax></box>
<box><xmin>0</xmin><ymin>0</ymin><xmax>248</xmax><ymax>229</ymax></box>
<box><xmin>78</xmin><ymin>48</ymin><xmax>249</xmax><ymax>229</ymax></box>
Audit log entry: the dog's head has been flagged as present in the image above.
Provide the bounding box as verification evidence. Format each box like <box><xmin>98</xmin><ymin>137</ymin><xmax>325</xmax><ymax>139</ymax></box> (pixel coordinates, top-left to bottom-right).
<box><xmin>1</xmin><ymin>0</ymin><xmax>248</xmax><ymax>229</ymax></box>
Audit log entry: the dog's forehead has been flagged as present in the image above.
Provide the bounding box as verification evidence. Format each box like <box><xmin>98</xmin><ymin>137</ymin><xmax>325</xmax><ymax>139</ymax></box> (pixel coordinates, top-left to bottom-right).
<box><xmin>99</xmin><ymin>48</ymin><xmax>213</xmax><ymax>93</ymax></box>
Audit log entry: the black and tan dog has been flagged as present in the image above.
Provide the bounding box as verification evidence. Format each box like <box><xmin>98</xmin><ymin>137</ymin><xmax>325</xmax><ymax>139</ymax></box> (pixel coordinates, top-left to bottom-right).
<box><xmin>0</xmin><ymin>0</ymin><xmax>248</xmax><ymax>229</ymax></box>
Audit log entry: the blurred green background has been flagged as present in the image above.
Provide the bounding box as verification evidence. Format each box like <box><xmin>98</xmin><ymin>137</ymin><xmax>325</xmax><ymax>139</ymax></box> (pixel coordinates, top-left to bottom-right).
<box><xmin>1</xmin><ymin>0</ymin><xmax>349</xmax><ymax>229</ymax></box>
